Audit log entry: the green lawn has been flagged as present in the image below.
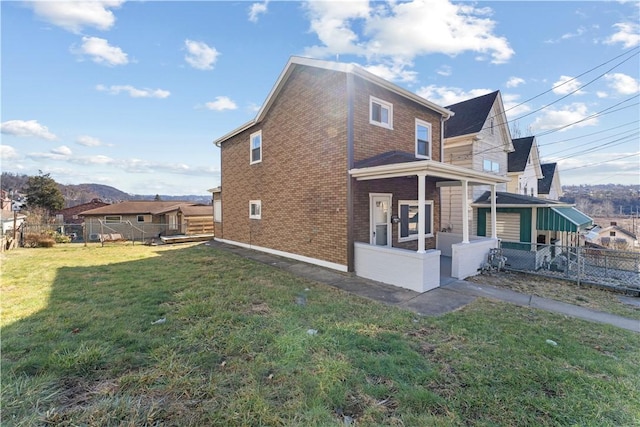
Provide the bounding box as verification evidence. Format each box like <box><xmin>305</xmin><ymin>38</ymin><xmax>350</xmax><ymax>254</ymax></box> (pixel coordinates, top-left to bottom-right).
<box><xmin>2</xmin><ymin>243</ymin><xmax>639</xmax><ymax>426</ymax></box>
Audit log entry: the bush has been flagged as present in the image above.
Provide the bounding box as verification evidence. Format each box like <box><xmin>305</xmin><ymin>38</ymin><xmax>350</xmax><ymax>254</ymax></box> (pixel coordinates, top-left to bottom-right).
<box><xmin>23</xmin><ymin>232</ymin><xmax>59</xmax><ymax>248</ymax></box>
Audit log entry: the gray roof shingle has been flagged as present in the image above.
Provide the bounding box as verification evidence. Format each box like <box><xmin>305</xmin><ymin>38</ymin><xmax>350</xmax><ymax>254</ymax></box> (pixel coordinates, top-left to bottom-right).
<box><xmin>538</xmin><ymin>163</ymin><xmax>557</xmax><ymax>194</ymax></box>
<box><xmin>444</xmin><ymin>91</ymin><xmax>499</xmax><ymax>138</ymax></box>
<box><xmin>508</xmin><ymin>136</ymin><xmax>535</xmax><ymax>173</ymax></box>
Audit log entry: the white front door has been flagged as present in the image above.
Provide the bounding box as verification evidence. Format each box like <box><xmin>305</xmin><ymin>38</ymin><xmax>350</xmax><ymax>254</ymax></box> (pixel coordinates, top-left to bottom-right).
<box><xmin>370</xmin><ymin>194</ymin><xmax>392</xmax><ymax>246</ymax></box>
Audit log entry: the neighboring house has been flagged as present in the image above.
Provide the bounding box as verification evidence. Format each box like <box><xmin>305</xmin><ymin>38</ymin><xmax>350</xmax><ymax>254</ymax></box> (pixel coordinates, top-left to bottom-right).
<box><xmin>440</xmin><ymin>90</ymin><xmax>514</xmax><ymax>234</ymax></box>
<box><xmin>53</xmin><ymin>198</ymin><xmax>110</xmax><ymax>225</ymax></box>
<box><xmin>0</xmin><ymin>189</ymin><xmax>26</xmax><ymax>240</ymax></box>
<box><xmin>585</xmin><ymin>223</ymin><xmax>638</xmax><ymax>250</ymax></box>
<box><xmin>212</xmin><ymin>56</ymin><xmax>508</xmax><ymax>292</ymax></box>
<box><xmin>507</xmin><ymin>136</ymin><xmax>543</xmax><ymax>197</ymax></box>
<box><xmin>80</xmin><ymin>201</ymin><xmax>213</xmax><ymax>242</ymax></box>
<box><xmin>473</xmin><ymin>191</ymin><xmax>593</xmax><ymax>270</ymax></box>
<box><xmin>538</xmin><ymin>163</ymin><xmax>563</xmax><ymax>200</ymax></box>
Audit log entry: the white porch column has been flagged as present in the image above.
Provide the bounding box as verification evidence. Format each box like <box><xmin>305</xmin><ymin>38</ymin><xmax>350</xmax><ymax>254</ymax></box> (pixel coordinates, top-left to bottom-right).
<box><xmin>531</xmin><ymin>207</ymin><xmax>537</xmax><ymax>251</ymax></box>
<box><xmin>491</xmin><ymin>184</ymin><xmax>497</xmax><ymax>239</ymax></box>
<box><xmin>461</xmin><ymin>179</ymin><xmax>469</xmax><ymax>244</ymax></box>
<box><xmin>417</xmin><ymin>172</ymin><xmax>426</xmax><ymax>253</ymax></box>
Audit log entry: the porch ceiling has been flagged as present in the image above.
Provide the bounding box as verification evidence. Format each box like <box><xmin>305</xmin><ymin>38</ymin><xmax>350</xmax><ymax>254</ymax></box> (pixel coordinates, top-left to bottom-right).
<box><xmin>349</xmin><ymin>159</ymin><xmax>510</xmax><ymax>185</ymax></box>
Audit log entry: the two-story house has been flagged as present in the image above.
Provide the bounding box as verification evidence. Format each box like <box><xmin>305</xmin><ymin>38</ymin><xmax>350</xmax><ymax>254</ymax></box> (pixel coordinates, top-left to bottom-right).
<box><xmin>507</xmin><ymin>136</ymin><xmax>543</xmax><ymax>197</ymax></box>
<box><xmin>212</xmin><ymin>56</ymin><xmax>508</xmax><ymax>292</ymax></box>
<box><xmin>439</xmin><ymin>90</ymin><xmax>513</xmax><ymax>247</ymax></box>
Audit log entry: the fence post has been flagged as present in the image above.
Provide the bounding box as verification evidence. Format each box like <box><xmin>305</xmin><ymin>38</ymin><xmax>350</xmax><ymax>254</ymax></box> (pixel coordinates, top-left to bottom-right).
<box><xmin>576</xmin><ymin>246</ymin><xmax>581</xmax><ymax>286</ymax></box>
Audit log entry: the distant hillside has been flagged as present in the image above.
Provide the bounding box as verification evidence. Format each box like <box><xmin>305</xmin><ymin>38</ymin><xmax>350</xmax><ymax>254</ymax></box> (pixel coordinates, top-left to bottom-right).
<box><xmin>1</xmin><ymin>172</ymin><xmax>211</xmax><ymax>207</ymax></box>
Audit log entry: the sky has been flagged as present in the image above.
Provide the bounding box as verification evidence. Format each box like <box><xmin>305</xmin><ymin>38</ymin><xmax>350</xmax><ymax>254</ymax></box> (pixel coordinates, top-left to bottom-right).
<box><xmin>1</xmin><ymin>0</ymin><xmax>639</xmax><ymax>196</ymax></box>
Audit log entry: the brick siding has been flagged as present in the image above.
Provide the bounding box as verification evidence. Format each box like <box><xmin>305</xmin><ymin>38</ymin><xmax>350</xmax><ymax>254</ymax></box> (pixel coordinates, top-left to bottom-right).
<box><xmin>219</xmin><ymin>63</ymin><xmax>445</xmax><ymax>268</ymax></box>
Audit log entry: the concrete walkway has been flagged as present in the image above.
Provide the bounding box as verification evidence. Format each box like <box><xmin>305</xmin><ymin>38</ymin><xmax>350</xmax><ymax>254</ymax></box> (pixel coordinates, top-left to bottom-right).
<box><xmin>205</xmin><ymin>241</ymin><xmax>640</xmax><ymax>333</ymax></box>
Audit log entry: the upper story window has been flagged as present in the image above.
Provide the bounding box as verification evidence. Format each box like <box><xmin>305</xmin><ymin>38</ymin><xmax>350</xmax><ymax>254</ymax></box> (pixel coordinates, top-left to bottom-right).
<box><xmin>250</xmin><ymin>130</ymin><xmax>262</xmax><ymax>164</ymax></box>
<box><xmin>249</xmin><ymin>200</ymin><xmax>262</xmax><ymax>219</ymax></box>
<box><xmin>415</xmin><ymin>119</ymin><xmax>432</xmax><ymax>159</ymax></box>
<box><xmin>483</xmin><ymin>159</ymin><xmax>500</xmax><ymax>173</ymax></box>
<box><xmin>370</xmin><ymin>96</ymin><xmax>393</xmax><ymax>129</ymax></box>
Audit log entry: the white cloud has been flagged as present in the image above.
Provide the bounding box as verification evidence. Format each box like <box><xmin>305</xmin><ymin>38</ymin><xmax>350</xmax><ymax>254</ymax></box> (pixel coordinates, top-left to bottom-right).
<box><xmin>0</xmin><ymin>145</ymin><xmax>19</xmax><ymax>160</ymax></box>
<box><xmin>73</xmin><ymin>36</ymin><xmax>128</xmax><ymax>66</ymax></box>
<box><xmin>501</xmin><ymin>93</ymin><xmax>531</xmax><ymax>119</ymax></box>
<box><xmin>0</xmin><ymin>119</ymin><xmax>57</xmax><ymax>140</ymax></box>
<box><xmin>363</xmin><ymin>61</ymin><xmax>418</xmax><ymax>82</ymax></box>
<box><xmin>416</xmin><ymin>85</ymin><xmax>493</xmax><ymax>107</ymax></box>
<box><xmin>436</xmin><ymin>65</ymin><xmax>452</xmax><ymax>77</ymax></box>
<box><xmin>205</xmin><ymin>96</ymin><xmax>238</xmax><ymax>111</ymax></box>
<box><xmin>604</xmin><ymin>22</ymin><xmax>640</xmax><ymax>48</ymax></box>
<box><xmin>184</xmin><ymin>40</ymin><xmax>219</xmax><ymax>70</ymax></box>
<box><xmin>552</xmin><ymin>75</ymin><xmax>586</xmax><ymax>95</ymax></box>
<box><xmin>96</xmin><ymin>84</ymin><xmax>170</xmax><ymax>98</ymax></box>
<box><xmin>28</xmin><ymin>0</ymin><xmax>124</xmax><ymax>33</ymax></box>
<box><xmin>505</xmin><ymin>77</ymin><xmax>525</xmax><ymax>88</ymax></box>
<box><xmin>604</xmin><ymin>73</ymin><xmax>640</xmax><ymax>95</ymax></box>
<box><xmin>77</xmin><ymin>135</ymin><xmax>103</xmax><ymax>147</ymax></box>
<box><xmin>52</xmin><ymin>145</ymin><xmax>73</xmax><ymax>156</ymax></box>
<box><xmin>249</xmin><ymin>1</ymin><xmax>269</xmax><ymax>23</ymax></box>
<box><xmin>303</xmin><ymin>0</ymin><xmax>514</xmax><ymax>77</ymax></box>
<box><xmin>530</xmin><ymin>103</ymin><xmax>598</xmax><ymax>132</ymax></box>
<box><xmin>596</xmin><ymin>91</ymin><xmax>608</xmax><ymax>98</ymax></box>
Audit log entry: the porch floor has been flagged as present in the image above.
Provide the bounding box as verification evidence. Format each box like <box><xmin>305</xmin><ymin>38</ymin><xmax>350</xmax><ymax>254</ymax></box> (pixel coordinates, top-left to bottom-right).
<box><xmin>440</xmin><ymin>255</ymin><xmax>457</xmax><ymax>286</ymax></box>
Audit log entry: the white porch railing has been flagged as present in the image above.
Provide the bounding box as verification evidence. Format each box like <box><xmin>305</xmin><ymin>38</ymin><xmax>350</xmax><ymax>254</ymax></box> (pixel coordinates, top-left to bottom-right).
<box><xmin>450</xmin><ymin>238</ymin><xmax>499</xmax><ymax>279</ymax></box>
<box><xmin>354</xmin><ymin>242</ymin><xmax>440</xmax><ymax>292</ymax></box>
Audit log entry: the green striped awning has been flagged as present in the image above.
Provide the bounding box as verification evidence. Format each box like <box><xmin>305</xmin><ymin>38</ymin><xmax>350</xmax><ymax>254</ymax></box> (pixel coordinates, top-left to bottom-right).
<box><xmin>536</xmin><ymin>207</ymin><xmax>593</xmax><ymax>232</ymax></box>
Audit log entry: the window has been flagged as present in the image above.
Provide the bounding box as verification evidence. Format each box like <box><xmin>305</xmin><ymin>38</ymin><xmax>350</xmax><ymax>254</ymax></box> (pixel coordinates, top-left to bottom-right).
<box><xmin>398</xmin><ymin>200</ymin><xmax>433</xmax><ymax>242</ymax></box>
<box><xmin>168</xmin><ymin>214</ymin><xmax>178</xmax><ymax>230</ymax></box>
<box><xmin>249</xmin><ymin>200</ymin><xmax>261</xmax><ymax>219</ymax></box>
<box><xmin>415</xmin><ymin>119</ymin><xmax>432</xmax><ymax>159</ymax></box>
<box><xmin>483</xmin><ymin>159</ymin><xmax>500</xmax><ymax>173</ymax></box>
<box><xmin>610</xmin><ymin>231</ymin><xmax>616</xmax><ymax>237</ymax></box>
<box><xmin>137</xmin><ymin>215</ymin><xmax>146</xmax><ymax>222</ymax></box>
<box><xmin>370</xmin><ymin>96</ymin><xmax>393</xmax><ymax>129</ymax></box>
<box><xmin>105</xmin><ymin>216</ymin><xmax>121</xmax><ymax>223</ymax></box>
<box><xmin>250</xmin><ymin>130</ymin><xmax>262</xmax><ymax>164</ymax></box>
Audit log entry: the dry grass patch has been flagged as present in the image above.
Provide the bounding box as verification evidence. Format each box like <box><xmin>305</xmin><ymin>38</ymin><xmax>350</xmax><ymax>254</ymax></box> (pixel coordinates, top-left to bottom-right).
<box><xmin>467</xmin><ymin>270</ymin><xmax>640</xmax><ymax>320</ymax></box>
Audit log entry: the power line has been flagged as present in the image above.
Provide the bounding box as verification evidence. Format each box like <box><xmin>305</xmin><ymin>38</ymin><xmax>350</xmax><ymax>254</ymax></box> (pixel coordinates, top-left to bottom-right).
<box><xmin>539</xmin><ymin>120</ymin><xmax>638</xmax><ymax>147</ymax></box>
<box><xmin>508</xmin><ymin>51</ymin><xmax>639</xmax><ymax>124</ymax></box>
<box><xmin>446</xmin><ymin>46</ymin><xmax>640</xmax><ymax>138</ymax></box>
<box><xmin>561</xmin><ymin>152</ymin><xmax>640</xmax><ymax>172</ymax></box>
<box><xmin>547</xmin><ymin>131</ymin><xmax>639</xmax><ymax>161</ymax></box>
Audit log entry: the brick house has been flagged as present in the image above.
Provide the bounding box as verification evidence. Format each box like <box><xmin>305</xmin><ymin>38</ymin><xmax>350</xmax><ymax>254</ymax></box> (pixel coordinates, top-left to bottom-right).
<box><xmin>213</xmin><ymin>57</ymin><xmax>507</xmax><ymax>292</ymax></box>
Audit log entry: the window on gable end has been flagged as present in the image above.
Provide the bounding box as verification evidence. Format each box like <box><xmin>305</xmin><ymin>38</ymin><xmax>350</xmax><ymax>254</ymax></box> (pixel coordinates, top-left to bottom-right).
<box><xmin>250</xmin><ymin>130</ymin><xmax>262</xmax><ymax>164</ymax></box>
<box><xmin>415</xmin><ymin>119</ymin><xmax>431</xmax><ymax>159</ymax></box>
<box><xmin>370</xmin><ymin>96</ymin><xmax>393</xmax><ymax>129</ymax></box>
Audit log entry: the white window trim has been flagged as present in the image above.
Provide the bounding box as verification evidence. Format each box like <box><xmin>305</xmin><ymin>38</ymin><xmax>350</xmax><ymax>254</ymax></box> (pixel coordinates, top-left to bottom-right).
<box><xmin>483</xmin><ymin>159</ymin><xmax>500</xmax><ymax>173</ymax></box>
<box><xmin>397</xmin><ymin>200</ymin><xmax>434</xmax><ymax>242</ymax></box>
<box><xmin>250</xmin><ymin>130</ymin><xmax>262</xmax><ymax>165</ymax></box>
<box><xmin>249</xmin><ymin>200</ymin><xmax>262</xmax><ymax>219</ymax></box>
<box><xmin>369</xmin><ymin>96</ymin><xmax>393</xmax><ymax>129</ymax></box>
<box><xmin>415</xmin><ymin>118</ymin><xmax>432</xmax><ymax>159</ymax></box>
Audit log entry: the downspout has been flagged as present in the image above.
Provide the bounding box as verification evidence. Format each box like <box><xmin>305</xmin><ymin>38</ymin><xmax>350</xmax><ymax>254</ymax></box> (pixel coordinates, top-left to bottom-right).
<box><xmin>440</xmin><ymin>116</ymin><xmax>445</xmax><ymax>162</ymax></box>
<box><xmin>346</xmin><ymin>73</ymin><xmax>355</xmax><ymax>272</ymax></box>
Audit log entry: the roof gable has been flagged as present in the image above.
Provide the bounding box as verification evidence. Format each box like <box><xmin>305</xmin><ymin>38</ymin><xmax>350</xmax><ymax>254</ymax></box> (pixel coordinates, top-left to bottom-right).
<box><xmin>538</xmin><ymin>163</ymin><xmax>557</xmax><ymax>194</ymax></box>
<box><xmin>213</xmin><ymin>56</ymin><xmax>453</xmax><ymax>146</ymax></box>
<box><xmin>444</xmin><ymin>91</ymin><xmax>499</xmax><ymax>138</ymax></box>
<box><xmin>508</xmin><ymin>136</ymin><xmax>535</xmax><ymax>172</ymax></box>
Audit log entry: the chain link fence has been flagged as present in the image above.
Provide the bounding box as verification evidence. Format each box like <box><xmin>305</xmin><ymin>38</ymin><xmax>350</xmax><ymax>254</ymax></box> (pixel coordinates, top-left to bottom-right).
<box><xmin>499</xmin><ymin>240</ymin><xmax>640</xmax><ymax>294</ymax></box>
